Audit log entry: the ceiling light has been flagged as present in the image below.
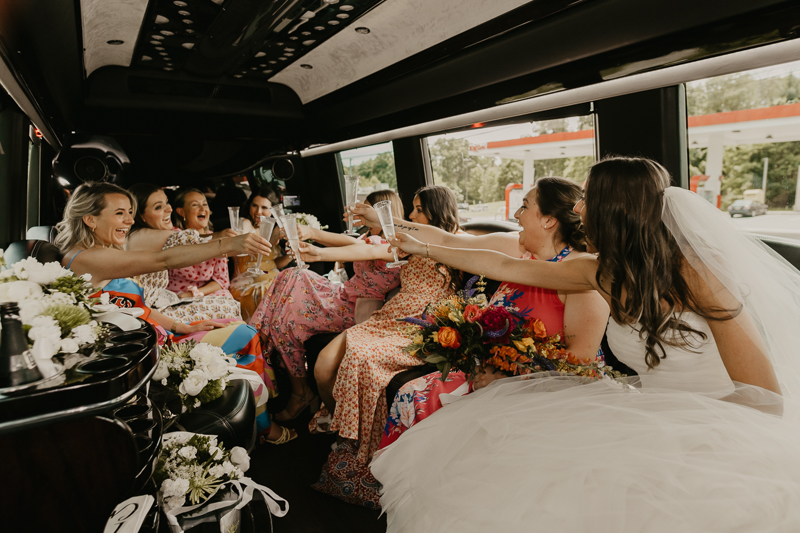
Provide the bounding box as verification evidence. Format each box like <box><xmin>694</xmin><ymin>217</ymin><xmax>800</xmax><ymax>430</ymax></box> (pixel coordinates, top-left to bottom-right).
<box><xmin>300</xmin><ymin>64</ymin><xmax>313</xmax><ymax>69</ymax></box>
<box><xmin>150</xmin><ymin>40</ymin><xmax>160</xmax><ymax>45</ymax></box>
<box><xmin>339</xmin><ymin>4</ymin><xmax>354</xmax><ymax>10</ymax></box>
<box><xmin>263</xmin><ymin>70</ymin><xmax>273</xmax><ymax>74</ymax></box>
<box><xmin>156</xmin><ymin>15</ymin><xmax>169</xmax><ymax>24</ymax></box>
<box><xmin>328</xmin><ymin>20</ymin><xmax>340</xmax><ymax>25</ymax></box>
<box><xmin>301</xmin><ymin>31</ymin><xmax>311</xmax><ymax>36</ymax></box>
<box><xmin>164</xmin><ymin>67</ymin><xmax>174</xmax><ymax>71</ymax></box>
<box><xmin>314</xmin><ymin>26</ymin><xmax>325</xmax><ymax>31</ymax></box>
<box><xmin>355</xmin><ymin>27</ymin><xmax>370</xmax><ymax>34</ymax></box>
<box><xmin>284</xmin><ymin>48</ymin><xmax>295</xmax><ymax>52</ymax></box>
<box><xmin>259</xmin><ymin>63</ymin><xmax>266</xmax><ymax>67</ymax></box>
<box><xmin>152</xmin><ymin>34</ymin><xmax>164</xmax><ymax>40</ymax></box>
<box><xmin>155</xmin><ymin>46</ymin><xmax>165</xmax><ymax>51</ymax></box>
<box><xmin>182</xmin><ymin>42</ymin><xmax>194</xmax><ymax>49</ymax></box>
<box><xmin>173</xmin><ymin>1</ymin><xmax>187</xmax><ymax>6</ymax></box>
<box><xmin>255</xmin><ymin>52</ymin><xmax>266</xmax><ymax>58</ymax></box>
<box><xmin>178</xmin><ymin>10</ymin><xmax>190</xmax><ymax>16</ymax></box>
<box><xmin>269</xmin><ymin>60</ymin><xmax>277</xmax><ymax>64</ymax></box>
<box><xmin>278</xmin><ymin>57</ymin><xmax>287</xmax><ymax>61</ymax></box>
<box><xmin>185</xmin><ymin>29</ymin><xmax>195</xmax><ymax>34</ymax></box>
<box><xmin>234</xmin><ymin>74</ymin><xmax>243</xmax><ymax>78</ymax></box>
<box><xmin>142</xmin><ymin>55</ymin><xmax>153</xmax><ymax>61</ymax></box>
<box><xmin>183</xmin><ymin>19</ymin><xmax>193</xmax><ymax>24</ymax></box>
<box><xmin>336</xmin><ymin>14</ymin><xmax>349</xmax><ymax>19</ymax></box>
<box><xmin>160</xmin><ymin>30</ymin><xmax>175</xmax><ymax>36</ymax></box>
<box><xmin>303</xmin><ymin>40</ymin><xmax>316</xmax><ymax>46</ymax></box>
<box><xmin>289</xmin><ymin>36</ymin><xmax>298</xmax><ymax>40</ymax></box>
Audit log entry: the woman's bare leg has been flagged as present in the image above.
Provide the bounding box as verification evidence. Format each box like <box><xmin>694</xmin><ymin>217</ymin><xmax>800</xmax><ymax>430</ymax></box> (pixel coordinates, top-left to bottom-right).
<box><xmin>315</xmin><ymin>332</ymin><xmax>347</xmax><ymax>414</ymax></box>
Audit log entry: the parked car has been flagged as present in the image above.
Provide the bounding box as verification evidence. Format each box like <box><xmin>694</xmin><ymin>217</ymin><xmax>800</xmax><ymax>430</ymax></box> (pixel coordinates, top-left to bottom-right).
<box><xmin>728</xmin><ymin>199</ymin><xmax>768</xmax><ymax>217</ymax></box>
<box><xmin>458</xmin><ymin>203</ymin><xmax>469</xmax><ymax>210</ymax></box>
<box><xmin>470</xmin><ymin>204</ymin><xmax>489</xmax><ymax>212</ymax></box>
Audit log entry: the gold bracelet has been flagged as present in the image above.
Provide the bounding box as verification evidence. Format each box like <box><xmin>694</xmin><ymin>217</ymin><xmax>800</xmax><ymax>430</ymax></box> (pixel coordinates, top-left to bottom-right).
<box><xmin>218</xmin><ymin>238</ymin><xmax>227</xmax><ymax>258</ymax></box>
<box><xmin>172</xmin><ymin>320</ymin><xmax>181</xmax><ymax>332</ymax></box>
<box><xmin>426</xmin><ymin>242</ymin><xmax>430</xmax><ymax>258</ymax></box>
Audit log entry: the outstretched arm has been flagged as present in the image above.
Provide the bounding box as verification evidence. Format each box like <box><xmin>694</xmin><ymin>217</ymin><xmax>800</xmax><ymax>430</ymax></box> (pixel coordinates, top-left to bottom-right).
<box><xmin>350</xmin><ymin>203</ymin><xmax>520</xmax><ymax>255</ymax></box>
<box><xmin>297</xmin><ymin>241</ymin><xmax>394</xmax><ymax>263</ymax></box>
<box><xmin>391</xmin><ymin>232</ymin><xmax>600</xmax><ymax>292</ymax></box>
<box><xmin>296</xmin><ymin>224</ymin><xmax>361</xmax><ymax>247</ymax></box>
<box><xmin>66</xmin><ymin>233</ymin><xmax>271</xmax><ymax>282</ymax></box>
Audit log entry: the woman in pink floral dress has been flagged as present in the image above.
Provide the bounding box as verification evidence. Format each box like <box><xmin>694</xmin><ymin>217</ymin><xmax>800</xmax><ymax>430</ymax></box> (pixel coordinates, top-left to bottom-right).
<box><xmin>317</xmin><ymin>185</ymin><xmax>463</xmax><ymax>463</ymax></box>
<box><xmin>167</xmin><ymin>188</ymin><xmax>240</xmax><ymax>314</ymax></box>
<box><xmin>249</xmin><ymin>190</ymin><xmax>404</xmax><ymax>422</ymax></box>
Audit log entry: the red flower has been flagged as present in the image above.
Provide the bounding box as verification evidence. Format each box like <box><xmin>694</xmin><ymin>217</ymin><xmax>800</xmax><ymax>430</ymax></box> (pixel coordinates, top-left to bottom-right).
<box><xmin>463</xmin><ymin>304</ymin><xmax>483</xmax><ymax>323</ymax></box>
<box><xmin>479</xmin><ymin>306</ymin><xmax>513</xmax><ymax>331</ymax></box>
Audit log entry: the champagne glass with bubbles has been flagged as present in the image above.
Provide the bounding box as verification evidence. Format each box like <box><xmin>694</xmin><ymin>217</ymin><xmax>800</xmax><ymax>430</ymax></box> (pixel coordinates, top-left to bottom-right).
<box><xmin>343</xmin><ymin>175</ymin><xmax>360</xmax><ymax>235</ymax></box>
<box><xmin>280</xmin><ymin>214</ymin><xmax>309</xmax><ymax>269</ymax></box>
<box><xmin>228</xmin><ymin>207</ymin><xmax>240</xmax><ymax>234</ymax></box>
<box><xmin>246</xmin><ymin>216</ymin><xmax>276</xmax><ymax>276</ymax></box>
<box><xmin>373</xmin><ymin>200</ymin><xmax>407</xmax><ymax>268</ymax></box>
<box><xmin>270</xmin><ymin>204</ymin><xmax>285</xmax><ymax>231</ymax></box>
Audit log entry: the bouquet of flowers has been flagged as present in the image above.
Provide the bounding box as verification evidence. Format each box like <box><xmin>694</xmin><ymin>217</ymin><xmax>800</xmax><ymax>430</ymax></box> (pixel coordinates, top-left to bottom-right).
<box><xmin>0</xmin><ymin>254</ymin><xmax>109</xmax><ymax>374</ymax></box>
<box><xmin>152</xmin><ymin>340</ymin><xmax>232</xmax><ymax>412</ymax></box>
<box><xmin>154</xmin><ymin>432</ymin><xmax>250</xmax><ymax>513</ymax></box>
<box><xmin>402</xmin><ymin>276</ymin><xmax>625</xmax><ymax>382</ymax></box>
<box><xmin>294</xmin><ymin>213</ymin><xmax>328</xmax><ymax>231</ymax></box>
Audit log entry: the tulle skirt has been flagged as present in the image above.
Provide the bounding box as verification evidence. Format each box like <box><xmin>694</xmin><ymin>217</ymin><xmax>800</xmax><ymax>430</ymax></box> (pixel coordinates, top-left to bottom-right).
<box><xmin>371</xmin><ymin>374</ymin><xmax>800</xmax><ymax>533</ymax></box>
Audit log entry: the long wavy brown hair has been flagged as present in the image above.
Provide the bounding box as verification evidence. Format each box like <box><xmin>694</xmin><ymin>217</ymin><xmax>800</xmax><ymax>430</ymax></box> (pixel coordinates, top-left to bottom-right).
<box><xmin>583</xmin><ymin>157</ymin><xmax>736</xmax><ymax>369</ymax></box>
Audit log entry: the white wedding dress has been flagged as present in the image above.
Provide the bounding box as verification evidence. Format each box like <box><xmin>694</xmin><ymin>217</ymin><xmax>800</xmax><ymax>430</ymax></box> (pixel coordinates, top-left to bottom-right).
<box><xmin>371</xmin><ymin>313</ymin><xmax>800</xmax><ymax>532</ymax></box>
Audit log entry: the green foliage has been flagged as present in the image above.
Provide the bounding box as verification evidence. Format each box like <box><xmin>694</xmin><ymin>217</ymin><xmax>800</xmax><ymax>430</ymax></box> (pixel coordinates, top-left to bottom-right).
<box><xmin>345</xmin><ymin>151</ymin><xmax>397</xmax><ymax>190</ymax></box>
<box><xmin>44</xmin><ymin>304</ymin><xmax>91</xmax><ymax>336</ymax></box>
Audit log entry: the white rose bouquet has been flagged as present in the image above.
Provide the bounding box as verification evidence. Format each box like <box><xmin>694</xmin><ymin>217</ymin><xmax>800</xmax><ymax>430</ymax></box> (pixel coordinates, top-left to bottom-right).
<box><xmin>154</xmin><ymin>432</ymin><xmax>249</xmax><ymax>513</ymax></box>
<box><xmin>153</xmin><ymin>340</ymin><xmax>232</xmax><ymax>412</ymax></box>
<box><xmin>0</xmin><ymin>253</ymin><xmax>109</xmax><ymax>374</ymax></box>
<box><xmin>294</xmin><ymin>213</ymin><xmax>328</xmax><ymax>231</ymax></box>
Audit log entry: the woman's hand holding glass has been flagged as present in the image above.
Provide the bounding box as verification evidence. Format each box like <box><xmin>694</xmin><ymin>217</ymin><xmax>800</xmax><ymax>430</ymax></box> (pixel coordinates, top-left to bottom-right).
<box><xmin>245</xmin><ymin>216</ymin><xmax>276</xmax><ymax>275</ymax></box>
<box><xmin>228</xmin><ymin>232</ymin><xmax>271</xmax><ymax>257</ymax></box>
<box><xmin>388</xmin><ymin>232</ymin><xmax>426</xmax><ymax>257</ymax></box>
<box><xmin>279</xmin><ymin>214</ymin><xmax>309</xmax><ymax>269</ymax></box>
<box><xmin>348</xmin><ymin>202</ymin><xmax>381</xmax><ymax>229</ymax></box>
<box><xmin>295</xmin><ymin>241</ymin><xmax>322</xmax><ymax>263</ymax></box>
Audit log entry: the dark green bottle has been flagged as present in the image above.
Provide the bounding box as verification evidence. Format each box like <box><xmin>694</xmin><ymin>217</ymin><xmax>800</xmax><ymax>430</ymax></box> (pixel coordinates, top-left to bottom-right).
<box><xmin>0</xmin><ymin>302</ymin><xmax>43</xmax><ymax>387</ymax></box>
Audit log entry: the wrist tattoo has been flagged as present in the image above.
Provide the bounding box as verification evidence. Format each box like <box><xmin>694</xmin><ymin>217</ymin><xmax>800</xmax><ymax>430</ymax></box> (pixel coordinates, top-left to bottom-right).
<box><xmin>394</xmin><ymin>223</ymin><xmax>419</xmax><ymax>232</ymax></box>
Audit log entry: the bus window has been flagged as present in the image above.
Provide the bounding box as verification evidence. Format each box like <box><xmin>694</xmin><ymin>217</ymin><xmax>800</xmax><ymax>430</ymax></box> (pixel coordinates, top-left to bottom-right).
<box><xmin>425</xmin><ymin>114</ymin><xmax>595</xmax><ymax>222</ymax></box>
<box><xmin>338</xmin><ymin>141</ymin><xmax>397</xmax><ymax>199</ymax></box>
<box><xmin>686</xmin><ymin>59</ymin><xmax>800</xmax><ymax>240</ymax></box>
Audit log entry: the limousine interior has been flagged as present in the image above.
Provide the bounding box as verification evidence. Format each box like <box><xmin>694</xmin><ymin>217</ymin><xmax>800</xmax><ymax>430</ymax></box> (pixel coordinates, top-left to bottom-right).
<box><xmin>1</xmin><ymin>0</ymin><xmax>800</xmax><ymax>531</ymax></box>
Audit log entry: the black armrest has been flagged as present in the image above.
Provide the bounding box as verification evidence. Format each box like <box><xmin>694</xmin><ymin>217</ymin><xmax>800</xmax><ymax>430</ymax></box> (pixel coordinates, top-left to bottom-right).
<box><xmin>4</xmin><ymin>240</ymin><xmax>63</xmax><ymax>266</ymax></box>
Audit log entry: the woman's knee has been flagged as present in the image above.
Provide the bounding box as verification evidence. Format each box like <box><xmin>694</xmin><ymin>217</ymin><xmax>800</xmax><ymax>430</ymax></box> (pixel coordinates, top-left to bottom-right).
<box><xmin>315</xmin><ymin>333</ymin><xmax>346</xmax><ymax>384</ymax></box>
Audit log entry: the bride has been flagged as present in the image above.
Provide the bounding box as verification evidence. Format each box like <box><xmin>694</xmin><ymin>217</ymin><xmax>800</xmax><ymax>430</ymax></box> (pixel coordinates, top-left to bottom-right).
<box><xmin>371</xmin><ymin>156</ymin><xmax>800</xmax><ymax>532</ymax></box>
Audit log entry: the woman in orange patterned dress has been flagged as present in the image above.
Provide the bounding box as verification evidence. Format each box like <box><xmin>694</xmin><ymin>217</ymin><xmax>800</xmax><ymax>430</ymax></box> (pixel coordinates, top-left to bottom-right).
<box><xmin>314</xmin><ymin>185</ymin><xmax>462</xmax><ymax>463</ymax></box>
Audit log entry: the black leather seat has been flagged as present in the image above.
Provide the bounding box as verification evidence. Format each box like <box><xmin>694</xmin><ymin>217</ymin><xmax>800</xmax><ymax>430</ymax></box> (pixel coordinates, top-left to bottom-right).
<box><xmin>173</xmin><ymin>378</ymin><xmax>257</xmax><ymax>451</ymax></box>
<box><xmin>755</xmin><ymin>233</ymin><xmax>800</xmax><ymax>271</ymax></box>
<box><xmin>4</xmin><ymin>239</ymin><xmax>62</xmax><ymax>266</ymax></box>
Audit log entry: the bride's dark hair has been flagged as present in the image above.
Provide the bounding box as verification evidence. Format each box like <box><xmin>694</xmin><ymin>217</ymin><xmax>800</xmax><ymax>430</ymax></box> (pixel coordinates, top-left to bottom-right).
<box><xmin>583</xmin><ymin>156</ymin><xmax>737</xmax><ymax>369</ymax></box>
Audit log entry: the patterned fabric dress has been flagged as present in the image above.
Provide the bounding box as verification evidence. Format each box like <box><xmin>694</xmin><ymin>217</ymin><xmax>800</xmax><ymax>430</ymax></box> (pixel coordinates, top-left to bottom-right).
<box><xmin>381</xmin><ymin>248</ymin><xmax>571</xmax><ymax>449</ymax></box>
<box><xmin>136</xmin><ymin>230</ymin><xmax>242</xmax><ymax>322</ymax></box>
<box><xmin>249</xmin><ymin>236</ymin><xmax>401</xmax><ymax>377</ymax></box>
<box><xmin>165</xmin><ymin>230</ymin><xmax>241</xmax><ymax>315</ymax></box>
<box><xmin>229</xmin><ymin>246</ymin><xmax>281</xmax><ymax>321</ymax></box>
<box><xmin>330</xmin><ymin>254</ymin><xmax>454</xmax><ymax>463</ymax></box>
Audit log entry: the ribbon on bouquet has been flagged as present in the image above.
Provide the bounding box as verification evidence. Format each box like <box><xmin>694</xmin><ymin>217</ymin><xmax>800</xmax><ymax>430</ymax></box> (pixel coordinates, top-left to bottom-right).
<box><xmin>164</xmin><ymin>477</ymin><xmax>289</xmax><ymax>532</ymax></box>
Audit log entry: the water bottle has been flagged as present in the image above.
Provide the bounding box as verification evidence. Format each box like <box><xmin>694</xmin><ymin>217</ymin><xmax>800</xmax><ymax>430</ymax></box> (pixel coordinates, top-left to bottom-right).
<box><xmin>0</xmin><ymin>302</ymin><xmax>43</xmax><ymax>387</ymax></box>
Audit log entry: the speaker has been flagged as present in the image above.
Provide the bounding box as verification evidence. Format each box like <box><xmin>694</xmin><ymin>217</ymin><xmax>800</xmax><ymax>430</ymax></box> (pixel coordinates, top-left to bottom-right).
<box><xmin>271</xmin><ymin>157</ymin><xmax>296</xmax><ymax>181</ymax></box>
<box><xmin>53</xmin><ymin>134</ymin><xmax>130</xmax><ymax>191</ymax></box>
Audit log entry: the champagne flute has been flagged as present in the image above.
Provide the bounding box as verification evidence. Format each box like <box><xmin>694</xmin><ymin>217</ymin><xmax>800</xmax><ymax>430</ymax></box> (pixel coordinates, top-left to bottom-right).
<box><xmin>270</xmin><ymin>204</ymin><xmax>285</xmax><ymax>231</ymax></box>
<box><xmin>343</xmin><ymin>175</ymin><xmax>360</xmax><ymax>235</ymax></box>
<box><xmin>280</xmin><ymin>214</ymin><xmax>309</xmax><ymax>269</ymax></box>
<box><xmin>246</xmin><ymin>216</ymin><xmax>276</xmax><ymax>275</ymax></box>
<box><xmin>373</xmin><ymin>200</ymin><xmax>407</xmax><ymax>268</ymax></box>
<box><xmin>228</xmin><ymin>207</ymin><xmax>240</xmax><ymax>234</ymax></box>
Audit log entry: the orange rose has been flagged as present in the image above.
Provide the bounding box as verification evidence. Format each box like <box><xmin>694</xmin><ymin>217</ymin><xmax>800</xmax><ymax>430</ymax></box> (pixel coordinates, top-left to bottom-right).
<box><xmin>463</xmin><ymin>304</ymin><xmax>483</xmax><ymax>323</ymax></box>
<box><xmin>525</xmin><ymin>318</ymin><xmax>548</xmax><ymax>339</ymax></box>
<box><xmin>437</xmin><ymin>327</ymin><xmax>461</xmax><ymax>349</ymax></box>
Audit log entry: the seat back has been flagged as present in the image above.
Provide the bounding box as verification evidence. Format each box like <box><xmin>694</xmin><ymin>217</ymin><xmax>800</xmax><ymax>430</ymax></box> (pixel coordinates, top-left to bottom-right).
<box><xmin>461</xmin><ymin>220</ymin><xmax>519</xmax><ymax>235</ymax></box>
<box><xmin>754</xmin><ymin>234</ymin><xmax>800</xmax><ymax>272</ymax></box>
<box><xmin>4</xmin><ymin>240</ymin><xmax>63</xmax><ymax>267</ymax></box>
<box><xmin>26</xmin><ymin>225</ymin><xmax>57</xmax><ymax>243</ymax></box>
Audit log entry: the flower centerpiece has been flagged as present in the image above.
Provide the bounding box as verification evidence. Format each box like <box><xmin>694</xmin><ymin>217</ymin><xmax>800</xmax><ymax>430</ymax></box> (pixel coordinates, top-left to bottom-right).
<box><xmin>0</xmin><ymin>254</ymin><xmax>109</xmax><ymax>376</ymax></box>
<box><xmin>402</xmin><ymin>276</ymin><xmax>625</xmax><ymax>382</ymax></box>
<box><xmin>152</xmin><ymin>340</ymin><xmax>232</xmax><ymax>412</ymax></box>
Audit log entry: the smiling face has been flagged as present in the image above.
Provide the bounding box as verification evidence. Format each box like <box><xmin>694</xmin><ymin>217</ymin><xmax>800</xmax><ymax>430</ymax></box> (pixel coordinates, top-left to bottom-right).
<box><xmin>409</xmin><ymin>196</ymin><xmax>431</xmax><ymax>226</ymax></box>
<box><xmin>85</xmin><ymin>193</ymin><xmax>134</xmax><ymax>247</ymax></box>
<box><xmin>513</xmin><ymin>187</ymin><xmax>552</xmax><ymax>253</ymax></box>
<box><xmin>141</xmin><ymin>189</ymin><xmax>173</xmax><ymax>230</ymax></box>
<box><xmin>176</xmin><ymin>191</ymin><xmax>210</xmax><ymax>231</ymax></box>
<box><xmin>249</xmin><ymin>195</ymin><xmax>272</xmax><ymax>226</ymax></box>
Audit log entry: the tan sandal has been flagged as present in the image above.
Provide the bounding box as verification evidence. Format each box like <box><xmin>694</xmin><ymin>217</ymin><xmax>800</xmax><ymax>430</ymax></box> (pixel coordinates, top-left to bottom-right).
<box><xmin>274</xmin><ymin>391</ymin><xmax>320</xmax><ymax>422</ymax></box>
<box><xmin>261</xmin><ymin>425</ymin><xmax>298</xmax><ymax>445</ymax></box>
